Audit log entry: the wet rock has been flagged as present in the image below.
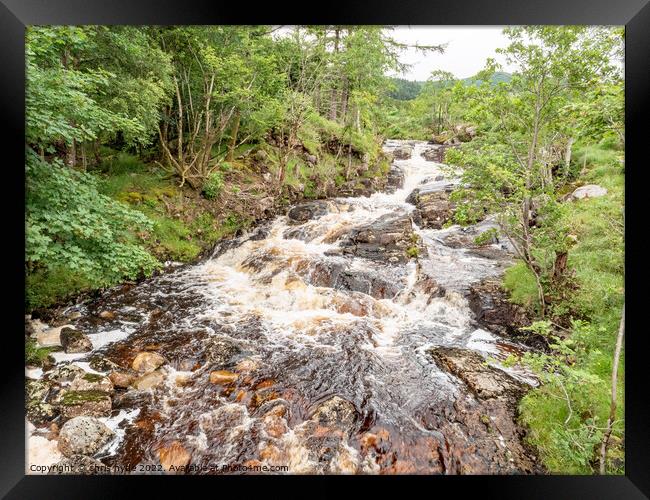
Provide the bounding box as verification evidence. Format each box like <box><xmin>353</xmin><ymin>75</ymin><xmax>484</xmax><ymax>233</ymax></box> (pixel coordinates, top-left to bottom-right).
<box><xmin>36</xmin><ymin>324</ymin><xmax>72</xmax><ymax>347</ymax></box>
<box><xmin>27</xmin><ymin>401</ymin><xmax>58</xmax><ymax>425</ymax></box>
<box><xmin>48</xmin><ymin>455</ymin><xmax>110</xmax><ymax>475</ymax></box>
<box><xmin>421</xmin><ymin>146</ymin><xmax>444</xmax><ymax>162</ymax></box>
<box><xmin>392</xmin><ymin>145</ymin><xmax>413</xmax><ymax>160</ymax></box>
<box><xmin>99</xmin><ymin>311</ymin><xmax>116</xmax><ymax>320</ymax></box>
<box><xmin>88</xmin><ymin>354</ymin><xmax>121</xmax><ymax>373</ymax></box>
<box><xmin>133</xmin><ymin>370</ymin><xmax>165</xmax><ymax>390</ymax></box>
<box><xmin>158</xmin><ymin>441</ymin><xmax>191</xmax><ymax>472</ymax></box>
<box><xmin>57</xmin><ymin>416</ymin><xmax>115</xmax><ymax>457</ymax></box>
<box><xmin>60</xmin><ymin>327</ymin><xmax>93</xmax><ymax>353</ymax></box>
<box><xmin>205</xmin><ymin>337</ymin><xmax>241</xmax><ymax>368</ymax></box>
<box><xmin>287</xmin><ymin>201</ymin><xmax>332</xmax><ymax>224</ymax></box>
<box><xmin>112</xmin><ymin>389</ymin><xmax>153</xmax><ymax>410</ymax></box>
<box><xmin>385</xmin><ymin>166</ymin><xmax>405</xmax><ymax>193</ymax></box>
<box><xmin>338</xmin><ymin>213</ymin><xmax>421</xmax><ymax>264</ymax></box>
<box><xmin>46</xmin><ymin>363</ymin><xmax>86</xmax><ymax>384</ymax></box>
<box><xmin>428</xmin><ymin>346</ymin><xmax>523</xmax><ymax>399</ymax></box>
<box><xmin>58</xmin><ymin>390</ymin><xmax>112</xmax><ymax>419</ymax></box>
<box><xmin>26</xmin><ymin>378</ymin><xmax>58</xmax><ymax>425</ymax></box>
<box><xmin>407</xmin><ymin>187</ymin><xmax>454</xmax><ymax>229</ymax></box>
<box><xmin>131</xmin><ymin>352</ymin><xmax>166</xmax><ymax>374</ymax></box>
<box><xmin>466</xmin><ymin>280</ymin><xmax>531</xmax><ymax>338</ymax></box>
<box><xmin>209</xmin><ymin>370</ymin><xmax>239</xmax><ymax>385</ymax></box>
<box><xmin>70</xmin><ymin>373</ymin><xmax>114</xmax><ymax>394</ymax></box>
<box><xmin>569</xmin><ymin>184</ymin><xmax>607</xmax><ymax>200</ymax></box>
<box><xmin>109</xmin><ymin>371</ymin><xmax>135</xmax><ymax>389</ymax></box>
<box><xmin>235</xmin><ymin>357</ymin><xmax>260</xmax><ymax>374</ymax></box>
<box><xmin>310</xmin><ymin>396</ymin><xmax>358</xmax><ymax>435</ymax></box>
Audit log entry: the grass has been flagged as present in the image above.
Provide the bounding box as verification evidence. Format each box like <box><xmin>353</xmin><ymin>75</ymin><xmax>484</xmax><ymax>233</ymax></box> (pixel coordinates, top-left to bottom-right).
<box><xmin>510</xmin><ymin>141</ymin><xmax>625</xmax><ymax>474</ymax></box>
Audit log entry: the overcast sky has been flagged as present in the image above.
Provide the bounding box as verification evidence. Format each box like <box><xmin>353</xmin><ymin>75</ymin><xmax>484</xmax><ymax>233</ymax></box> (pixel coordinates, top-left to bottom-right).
<box><xmin>388</xmin><ymin>26</ymin><xmax>514</xmax><ymax>81</ymax></box>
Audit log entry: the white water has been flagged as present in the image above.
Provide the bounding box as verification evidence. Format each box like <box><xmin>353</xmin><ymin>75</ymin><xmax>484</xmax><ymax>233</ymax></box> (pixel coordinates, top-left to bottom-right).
<box><xmin>27</xmin><ymin>140</ymin><xmax>534</xmax><ymax>474</ymax></box>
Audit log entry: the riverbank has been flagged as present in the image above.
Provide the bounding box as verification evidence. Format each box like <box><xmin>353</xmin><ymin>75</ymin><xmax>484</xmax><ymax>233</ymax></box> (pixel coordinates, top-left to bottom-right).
<box><xmin>26</xmin><ymin>140</ymin><xmax>544</xmax><ymax>474</ymax></box>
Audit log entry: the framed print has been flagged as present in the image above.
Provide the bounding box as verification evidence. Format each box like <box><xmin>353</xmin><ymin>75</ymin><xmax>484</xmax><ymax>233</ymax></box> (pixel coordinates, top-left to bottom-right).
<box><xmin>2</xmin><ymin>0</ymin><xmax>649</xmax><ymax>497</ymax></box>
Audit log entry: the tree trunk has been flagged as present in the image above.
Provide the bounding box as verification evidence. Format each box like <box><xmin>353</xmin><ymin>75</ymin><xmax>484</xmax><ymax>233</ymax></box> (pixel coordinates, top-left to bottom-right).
<box><xmin>328</xmin><ymin>28</ymin><xmax>340</xmax><ymax>122</ymax></box>
<box><xmin>553</xmin><ymin>251</ymin><xmax>568</xmax><ymax>281</ymax></box>
<box><xmin>599</xmin><ymin>303</ymin><xmax>625</xmax><ymax>474</ymax></box>
<box><xmin>227</xmin><ymin>110</ymin><xmax>241</xmax><ymax>162</ymax></box>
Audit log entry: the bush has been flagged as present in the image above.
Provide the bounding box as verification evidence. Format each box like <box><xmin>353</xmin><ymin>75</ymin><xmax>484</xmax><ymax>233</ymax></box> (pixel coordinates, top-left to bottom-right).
<box><xmin>25</xmin><ymin>152</ymin><xmax>161</xmax><ymax>308</ymax></box>
<box><xmin>202</xmin><ymin>171</ymin><xmax>224</xmax><ymax>200</ymax></box>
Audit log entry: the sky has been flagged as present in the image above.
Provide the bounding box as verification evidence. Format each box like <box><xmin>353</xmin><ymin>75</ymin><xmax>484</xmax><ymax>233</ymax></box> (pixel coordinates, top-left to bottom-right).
<box><xmin>388</xmin><ymin>26</ymin><xmax>515</xmax><ymax>81</ymax></box>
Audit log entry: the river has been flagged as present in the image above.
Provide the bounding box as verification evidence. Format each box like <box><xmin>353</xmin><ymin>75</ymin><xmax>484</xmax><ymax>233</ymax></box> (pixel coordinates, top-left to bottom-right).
<box><xmin>27</xmin><ymin>140</ymin><xmax>539</xmax><ymax>474</ymax></box>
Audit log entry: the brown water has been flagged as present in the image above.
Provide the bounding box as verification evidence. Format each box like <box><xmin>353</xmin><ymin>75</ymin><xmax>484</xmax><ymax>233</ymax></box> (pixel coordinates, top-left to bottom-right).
<box><xmin>28</xmin><ymin>140</ymin><xmax>536</xmax><ymax>474</ymax></box>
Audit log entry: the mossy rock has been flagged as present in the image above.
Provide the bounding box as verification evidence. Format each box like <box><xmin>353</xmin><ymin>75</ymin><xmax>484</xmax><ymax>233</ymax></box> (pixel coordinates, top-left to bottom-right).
<box><xmin>59</xmin><ymin>390</ymin><xmax>112</xmax><ymax>420</ymax></box>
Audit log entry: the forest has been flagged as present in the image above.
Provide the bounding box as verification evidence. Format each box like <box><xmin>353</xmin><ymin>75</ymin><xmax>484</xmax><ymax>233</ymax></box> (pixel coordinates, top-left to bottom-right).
<box><xmin>25</xmin><ymin>26</ymin><xmax>624</xmax><ymax>475</ymax></box>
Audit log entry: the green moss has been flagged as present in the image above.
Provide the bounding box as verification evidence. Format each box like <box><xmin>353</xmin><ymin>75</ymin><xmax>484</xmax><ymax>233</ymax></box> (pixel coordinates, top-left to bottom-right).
<box><xmin>60</xmin><ymin>390</ymin><xmax>111</xmax><ymax>405</ymax></box>
<box><xmin>406</xmin><ymin>246</ymin><xmax>419</xmax><ymax>259</ymax></box>
<box><xmin>26</xmin><ymin>267</ymin><xmax>97</xmax><ymax>310</ymax></box>
<box><xmin>25</xmin><ymin>338</ymin><xmax>55</xmax><ymax>367</ymax></box>
<box><xmin>82</xmin><ymin>373</ymin><xmax>104</xmax><ymax>382</ymax></box>
<box><xmin>503</xmin><ymin>262</ymin><xmax>540</xmax><ymax>312</ymax></box>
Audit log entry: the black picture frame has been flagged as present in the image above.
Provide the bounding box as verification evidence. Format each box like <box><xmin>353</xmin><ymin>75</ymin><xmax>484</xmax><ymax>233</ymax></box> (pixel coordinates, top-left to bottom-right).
<box><xmin>2</xmin><ymin>1</ymin><xmax>648</xmax><ymax>497</ymax></box>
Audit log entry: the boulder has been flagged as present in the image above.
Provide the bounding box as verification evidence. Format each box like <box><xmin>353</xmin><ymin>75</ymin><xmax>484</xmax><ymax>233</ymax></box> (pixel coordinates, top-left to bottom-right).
<box><xmin>57</xmin><ymin>416</ymin><xmax>115</xmax><ymax>457</ymax></box>
<box><xmin>407</xmin><ymin>186</ymin><xmax>454</xmax><ymax>229</ymax></box>
<box><xmin>428</xmin><ymin>347</ymin><xmax>523</xmax><ymax>399</ymax></box>
<box><xmin>466</xmin><ymin>280</ymin><xmax>531</xmax><ymax>338</ymax></box>
<box><xmin>131</xmin><ymin>352</ymin><xmax>166</xmax><ymax>374</ymax></box>
<box><xmin>58</xmin><ymin>390</ymin><xmax>112</xmax><ymax>419</ymax></box>
<box><xmin>569</xmin><ymin>184</ymin><xmax>608</xmax><ymax>200</ymax></box>
<box><xmin>133</xmin><ymin>370</ymin><xmax>165</xmax><ymax>390</ymax></box>
<box><xmin>337</xmin><ymin>213</ymin><xmax>421</xmax><ymax>264</ymax></box>
<box><xmin>392</xmin><ymin>145</ymin><xmax>413</xmax><ymax>160</ymax></box>
<box><xmin>209</xmin><ymin>370</ymin><xmax>239</xmax><ymax>385</ymax></box>
<box><xmin>421</xmin><ymin>147</ymin><xmax>443</xmax><ymax>162</ymax></box>
<box><xmin>70</xmin><ymin>373</ymin><xmax>114</xmax><ymax>394</ymax></box>
<box><xmin>60</xmin><ymin>327</ymin><xmax>93</xmax><ymax>353</ymax></box>
<box><xmin>109</xmin><ymin>371</ymin><xmax>135</xmax><ymax>389</ymax></box>
<box><xmin>46</xmin><ymin>364</ymin><xmax>86</xmax><ymax>384</ymax></box>
<box><xmin>88</xmin><ymin>354</ymin><xmax>121</xmax><ymax>372</ymax></box>
<box><xmin>385</xmin><ymin>166</ymin><xmax>405</xmax><ymax>193</ymax></box>
<box><xmin>309</xmin><ymin>396</ymin><xmax>358</xmax><ymax>435</ymax></box>
<box><xmin>287</xmin><ymin>201</ymin><xmax>332</xmax><ymax>224</ymax></box>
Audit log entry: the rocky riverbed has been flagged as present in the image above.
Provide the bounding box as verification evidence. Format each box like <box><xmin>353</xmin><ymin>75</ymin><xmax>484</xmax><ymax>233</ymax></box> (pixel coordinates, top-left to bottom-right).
<box><xmin>26</xmin><ymin>140</ymin><xmax>541</xmax><ymax>475</ymax></box>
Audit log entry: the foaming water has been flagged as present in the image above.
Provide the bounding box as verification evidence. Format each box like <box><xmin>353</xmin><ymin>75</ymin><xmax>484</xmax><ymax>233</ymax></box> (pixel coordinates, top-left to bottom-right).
<box><xmin>30</xmin><ymin>140</ymin><xmax>534</xmax><ymax>474</ymax></box>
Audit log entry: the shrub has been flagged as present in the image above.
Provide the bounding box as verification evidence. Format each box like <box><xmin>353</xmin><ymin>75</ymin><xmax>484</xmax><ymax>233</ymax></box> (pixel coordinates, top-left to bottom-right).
<box><xmin>25</xmin><ymin>152</ymin><xmax>161</xmax><ymax>304</ymax></box>
<box><xmin>202</xmin><ymin>171</ymin><xmax>224</xmax><ymax>200</ymax></box>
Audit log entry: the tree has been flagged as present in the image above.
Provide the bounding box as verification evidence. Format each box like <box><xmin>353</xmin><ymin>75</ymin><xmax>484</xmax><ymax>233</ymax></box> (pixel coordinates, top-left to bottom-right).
<box><xmin>448</xmin><ymin>26</ymin><xmax>620</xmax><ymax>317</ymax></box>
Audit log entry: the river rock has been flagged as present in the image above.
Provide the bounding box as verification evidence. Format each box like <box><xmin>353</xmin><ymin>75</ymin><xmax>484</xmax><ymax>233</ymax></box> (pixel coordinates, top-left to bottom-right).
<box><xmin>58</xmin><ymin>390</ymin><xmax>112</xmax><ymax>419</ymax></box>
<box><xmin>88</xmin><ymin>354</ymin><xmax>121</xmax><ymax>372</ymax></box>
<box><xmin>57</xmin><ymin>416</ymin><xmax>115</xmax><ymax>457</ymax></box>
<box><xmin>392</xmin><ymin>145</ymin><xmax>413</xmax><ymax>160</ymax></box>
<box><xmin>46</xmin><ymin>363</ymin><xmax>86</xmax><ymax>384</ymax></box>
<box><xmin>60</xmin><ymin>327</ymin><xmax>93</xmax><ymax>353</ymax></box>
<box><xmin>421</xmin><ymin>147</ymin><xmax>444</xmax><ymax>162</ymax></box>
<box><xmin>310</xmin><ymin>396</ymin><xmax>358</xmax><ymax>434</ymax></box>
<box><xmin>407</xmin><ymin>187</ymin><xmax>454</xmax><ymax>229</ymax></box>
<box><xmin>133</xmin><ymin>370</ymin><xmax>165</xmax><ymax>390</ymax></box>
<box><xmin>428</xmin><ymin>347</ymin><xmax>523</xmax><ymax>399</ymax></box>
<box><xmin>338</xmin><ymin>213</ymin><xmax>421</xmax><ymax>264</ymax></box>
<box><xmin>205</xmin><ymin>337</ymin><xmax>241</xmax><ymax>367</ymax></box>
<box><xmin>109</xmin><ymin>371</ymin><xmax>135</xmax><ymax>389</ymax></box>
<box><xmin>209</xmin><ymin>370</ymin><xmax>239</xmax><ymax>385</ymax></box>
<box><xmin>48</xmin><ymin>454</ymin><xmax>110</xmax><ymax>475</ymax></box>
<box><xmin>466</xmin><ymin>280</ymin><xmax>531</xmax><ymax>338</ymax></box>
<box><xmin>70</xmin><ymin>373</ymin><xmax>114</xmax><ymax>394</ymax></box>
<box><xmin>36</xmin><ymin>324</ymin><xmax>73</xmax><ymax>347</ymax></box>
<box><xmin>385</xmin><ymin>166</ymin><xmax>405</xmax><ymax>193</ymax></box>
<box><xmin>287</xmin><ymin>201</ymin><xmax>333</xmax><ymax>224</ymax></box>
<box><xmin>569</xmin><ymin>184</ymin><xmax>607</xmax><ymax>200</ymax></box>
<box><xmin>131</xmin><ymin>352</ymin><xmax>166</xmax><ymax>373</ymax></box>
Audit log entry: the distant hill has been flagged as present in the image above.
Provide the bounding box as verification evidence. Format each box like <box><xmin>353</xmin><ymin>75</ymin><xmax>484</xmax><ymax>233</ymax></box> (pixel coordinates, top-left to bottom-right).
<box><xmin>387</xmin><ymin>78</ymin><xmax>425</xmax><ymax>100</ymax></box>
<box><xmin>387</xmin><ymin>72</ymin><xmax>512</xmax><ymax>100</ymax></box>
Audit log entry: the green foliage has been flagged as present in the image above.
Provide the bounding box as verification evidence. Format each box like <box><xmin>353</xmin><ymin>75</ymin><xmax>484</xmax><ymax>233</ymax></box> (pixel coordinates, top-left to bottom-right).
<box><xmin>202</xmin><ymin>172</ymin><xmax>224</xmax><ymax>200</ymax></box>
<box><xmin>26</xmin><ymin>153</ymin><xmax>161</xmax><ymax>295</ymax></box>
<box><xmin>473</xmin><ymin>227</ymin><xmax>498</xmax><ymax>246</ymax></box>
<box><xmin>503</xmin><ymin>261</ymin><xmax>541</xmax><ymax>312</ymax></box>
<box><xmin>25</xmin><ymin>337</ymin><xmax>55</xmax><ymax>367</ymax></box>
